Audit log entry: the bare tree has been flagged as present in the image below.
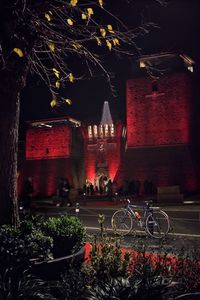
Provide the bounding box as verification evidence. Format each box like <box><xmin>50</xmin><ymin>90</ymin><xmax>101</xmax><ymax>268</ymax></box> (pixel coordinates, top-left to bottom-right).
<box><xmin>0</xmin><ymin>0</ymin><xmax>163</xmax><ymax>226</ymax></box>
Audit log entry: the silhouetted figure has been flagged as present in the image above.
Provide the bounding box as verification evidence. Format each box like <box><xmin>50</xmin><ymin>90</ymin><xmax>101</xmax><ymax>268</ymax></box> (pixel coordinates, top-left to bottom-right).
<box><xmin>112</xmin><ymin>180</ymin><xmax>118</xmax><ymax>195</ymax></box>
<box><xmin>128</xmin><ymin>180</ymin><xmax>136</xmax><ymax>195</ymax></box>
<box><xmin>144</xmin><ymin>179</ymin><xmax>149</xmax><ymax>195</ymax></box>
<box><xmin>22</xmin><ymin>177</ymin><xmax>33</xmax><ymax>211</ymax></box>
<box><xmin>83</xmin><ymin>183</ymin><xmax>87</xmax><ymax>195</ymax></box>
<box><xmin>144</xmin><ymin>179</ymin><xmax>154</xmax><ymax>195</ymax></box>
<box><xmin>58</xmin><ymin>177</ymin><xmax>71</xmax><ymax>207</ymax></box>
<box><xmin>106</xmin><ymin>179</ymin><xmax>113</xmax><ymax>197</ymax></box>
<box><xmin>135</xmin><ymin>179</ymin><xmax>141</xmax><ymax>197</ymax></box>
<box><xmin>122</xmin><ymin>180</ymin><xmax>129</xmax><ymax>196</ymax></box>
<box><xmin>90</xmin><ymin>183</ymin><xmax>94</xmax><ymax>195</ymax></box>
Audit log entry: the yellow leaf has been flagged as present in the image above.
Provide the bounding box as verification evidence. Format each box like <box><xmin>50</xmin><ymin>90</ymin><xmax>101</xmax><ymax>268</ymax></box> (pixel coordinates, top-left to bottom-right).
<box><xmin>113</xmin><ymin>38</ymin><xmax>120</xmax><ymax>46</ymax></box>
<box><xmin>95</xmin><ymin>37</ymin><xmax>102</xmax><ymax>46</ymax></box>
<box><xmin>67</xmin><ymin>18</ymin><xmax>74</xmax><ymax>26</ymax></box>
<box><xmin>50</xmin><ymin>99</ymin><xmax>57</xmax><ymax>108</ymax></box>
<box><xmin>52</xmin><ymin>68</ymin><xmax>60</xmax><ymax>78</ymax></box>
<box><xmin>70</xmin><ymin>0</ymin><xmax>78</xmax><ymax>6</ymax></box>
<box><xmin>65</xmin><ymin>98</ymin><xmax>72</xmax><ymax>105</ymax></box>
<box><xmin>106</xmin><ymin>40</ymin><xmax>112</xmax><ymax>51</ymax></box>
<box><xmin>81</xmin><ymin>13</ymin><xmax>87</xmax><ymax>20</ymax></box>
<box><xmin>98</xmin><ymin>0</ymin><xmax>103</xmax><ymax>8</ymax></box>
<box><xmin>45</xmin><ymin>11</ymin><xmax>52</xmax><ymax>22</ymax></box>
<box><xmin>107</xmin><ymin>24</ymin><xmax>114</xmax><ymax>33</ymax></box>
<box><xmin>55</xmin><ymin>81</ymin><xmax>60</xmax><ymax>88</ymax></box>
<box><xmin>87</xmin><ymin>8</ymin><xmax>94</xmax><ymax>17</ymax></box>
<box><xmin>48</xmin><ymin>42</ymin><xmax>55</xmax><ymax>52</ymax></box>
<box><xmin>100</xmin><ymin>28</ymin><xmax>106</xmax><ymax>38</ymax></box>
<box><xmin>13</xmin><ymin>48</ymin><xmax>24</xmax><ymax>57</ymax></box>
<box><xmin>72</xmin><ymin>42</ymin><xmax>81</xmax><ymax>49</ymax></box>
<box><xmin>68</xmin><ymin>72</ymin><xmax>74</xmax><ymax>83</ymax></box>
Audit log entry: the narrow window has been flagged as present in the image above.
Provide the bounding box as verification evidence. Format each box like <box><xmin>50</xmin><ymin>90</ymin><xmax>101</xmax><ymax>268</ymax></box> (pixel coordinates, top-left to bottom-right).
<box><xmin>99</xmin><ymin>125</ymin><xmax>103</xmax><ymax>138</ymax></box>
<box><xmin>88</xmin><ymin>125</ymin><xmax>92</xmax><ymax>139</ymax></box>
<box><xmin>110</xmin><ymin>124</ymin><xmax>115</xmax><ymax>137</ymax></box>
<box><xmin>93</xmin><ymin>125</ymin><xmax>98</xmax><ymax>138</ymax></box>
<box><xmin>104</xmin><ymin>124</ymin><xmax>109</xmax><ymax>137</ymax></box>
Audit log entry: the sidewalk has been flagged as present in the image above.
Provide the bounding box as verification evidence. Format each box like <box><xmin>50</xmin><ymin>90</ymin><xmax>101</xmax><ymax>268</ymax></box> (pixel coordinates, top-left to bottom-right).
<box><xmin>32</xmin><ymin>196</ymin><xmax>200</xmax><ymax>212</ymax></box>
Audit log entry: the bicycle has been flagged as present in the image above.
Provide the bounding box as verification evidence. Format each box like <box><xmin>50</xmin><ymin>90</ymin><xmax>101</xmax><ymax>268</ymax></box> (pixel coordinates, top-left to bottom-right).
<box><xmin>111</xmin><ymin>199</ymin><xmax>170</xmax><ymax>239</ymax></box>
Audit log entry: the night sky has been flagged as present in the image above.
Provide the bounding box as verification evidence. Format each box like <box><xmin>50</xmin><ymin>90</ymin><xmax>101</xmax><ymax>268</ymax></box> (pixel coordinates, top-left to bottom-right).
<box><xmin>19</xmin><ymin>0</ymin><xmax>200</xmax><ymax>138</ymax></box>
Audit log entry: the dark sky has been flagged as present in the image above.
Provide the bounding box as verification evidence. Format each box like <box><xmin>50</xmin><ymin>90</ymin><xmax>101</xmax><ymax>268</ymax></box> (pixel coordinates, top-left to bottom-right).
<box><xmin>20</xmin><ymin>0</ymin><xmax>200</xmax><ymax>136</ymax></box>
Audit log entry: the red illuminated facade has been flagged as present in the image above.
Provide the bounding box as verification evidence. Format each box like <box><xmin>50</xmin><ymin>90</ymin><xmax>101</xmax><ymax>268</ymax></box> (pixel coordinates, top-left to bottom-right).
<box><xmin>26</xmin><ymin>125</ymin><xmax>71</xmax><ymax>160</ymax></box>
<box><xmin>82</xmin><ymin>121</ymin><xmax>123</xmax><ymax>187</ymax></box>
<box><xmin>126</xmin><ymin>73</ymin><xmax>191</xmax><ymax>147</ymax></box>
<box><xmin>19</xmin><ymin>118</ymin><xmax>82</xmax><ymax>197</ymax></box>
<box><xmin>20</xmin><ymin>52</ymin><xmax>200</xmax><ymax>198</ymax></box>
<box><xmin>123</xmin><ymin>53</ymin><xmax>199</xmax><ymax>193</ymax></box>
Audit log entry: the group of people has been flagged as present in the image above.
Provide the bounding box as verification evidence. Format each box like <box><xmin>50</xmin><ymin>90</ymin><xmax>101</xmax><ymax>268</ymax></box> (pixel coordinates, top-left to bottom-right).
<box><xmin>83</xmin><ymin>177</ymin><xmax>118</xmax><ymax>197</ymax></box>
<box><xmin>20</xmin><ymin>176</ymin><xmax>155</xmax><ymax>211</ymax></box>
<box><xmin>82</xmin><ymin>178</ymin><xmax>155</xmax><ymax>198</ymax></box>
<box><xmin>119</xmin><ymin>179</ymin><xmax>154</xmax><ymax>196</ymax></box>
<box><xmin>21</xmin><ymin>176</ymin><xmax>72</xmax><ymax>211</ymax></box>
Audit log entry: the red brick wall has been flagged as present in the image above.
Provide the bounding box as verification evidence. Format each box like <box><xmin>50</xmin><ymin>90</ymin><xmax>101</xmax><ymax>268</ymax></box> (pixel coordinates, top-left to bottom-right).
<box><xmin>21</xmin><ymin>124</ymin><xmax>73</xmax><ymax>197</ymax></box>
<box><xmin>19</xmin><ymin>158</ymin><xmax>73</xmax><ymax>197</ymax></box>
<box><xmin>118</xmin><ymin>146</ymin><xmax>199</xmax><ymax>193</ymax></box>
<box><xmin>123</xmin><ymin>72</ymin><xmax>199</xmax><ymax>193</ymax></box>
<box><xmin>126</xmin><ymin>73</ymin><xmax>191</xmax><ymax>147</ymax></box>
<box><xmin>26</xmin><ymin>125</ymin><xmax>71</xmax><ymax>160</ymax></box>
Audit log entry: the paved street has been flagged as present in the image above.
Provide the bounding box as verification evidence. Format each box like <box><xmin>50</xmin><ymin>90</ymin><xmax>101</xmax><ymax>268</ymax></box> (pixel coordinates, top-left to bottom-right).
<box><xmin>33</xmin><ymin>203</ymin><xmax>200</xmax><ymax>251</ymax></box>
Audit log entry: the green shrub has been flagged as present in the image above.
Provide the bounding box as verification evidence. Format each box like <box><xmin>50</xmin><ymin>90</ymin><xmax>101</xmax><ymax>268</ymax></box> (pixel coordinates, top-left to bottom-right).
<box><xmin>42</xmin><ymin>215</ymin><xmax>86</xmax><ymax>258</ymax></box>
<box><xmin>0</xmin><ymin>222</ymin><xmax>53</xmax><ymax>274</ymax></box>
<box><xmin>0</xmin><ymin>225</ymin><xmax>26</xmax><ymax>271</ymax></box>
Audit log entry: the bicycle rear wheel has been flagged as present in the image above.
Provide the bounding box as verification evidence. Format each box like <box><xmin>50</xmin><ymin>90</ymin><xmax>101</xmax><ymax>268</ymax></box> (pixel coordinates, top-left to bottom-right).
<box><xmin>111</xmin><ymin>209</ymin><xmax>133</xmax><ymax>236</ymax></box>
<box><xmin>145</xmin><ymin>210</ymin><xmax>170</xmax><ymax>238</ymax></box>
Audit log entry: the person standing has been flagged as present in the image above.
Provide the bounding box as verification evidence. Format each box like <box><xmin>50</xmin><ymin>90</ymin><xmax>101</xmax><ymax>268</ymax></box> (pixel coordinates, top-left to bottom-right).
<box><xmin>22</xmin><ymin>177</ymin><xmax>34</xmax><ymax>212</ymax></box>
<box><xmin>59</xmin><ymin>177</ymin><xmax>72</xmax><ymax>207</ymax></box>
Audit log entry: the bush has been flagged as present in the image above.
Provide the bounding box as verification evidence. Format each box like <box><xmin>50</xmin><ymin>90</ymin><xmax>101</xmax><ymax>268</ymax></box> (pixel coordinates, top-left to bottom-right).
<box><xmin>42</xmin><ymin>215</ymin><xmax>86</xmax><ymax>258</ymax></box>
<box><xmin>0</xmin><ymin>220</ymin><xmax>53</xmax><ymax>275</ymax></box>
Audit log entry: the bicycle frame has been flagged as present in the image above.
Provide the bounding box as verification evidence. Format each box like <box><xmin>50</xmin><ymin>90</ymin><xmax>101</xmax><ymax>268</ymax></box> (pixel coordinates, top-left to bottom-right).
<box><xmin>125</xmin><ymin>200</ymin><xmax>162</xmax><ymax>229</ymax></box>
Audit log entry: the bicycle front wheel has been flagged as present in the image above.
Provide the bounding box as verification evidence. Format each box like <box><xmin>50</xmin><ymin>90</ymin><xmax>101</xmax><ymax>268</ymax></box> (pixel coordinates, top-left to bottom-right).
<box><xmin>145</xmin><ymin>210</ymin><xmax>170</xmax><ymax>239</ymax></box>
<box><xmin>111</xmin><ymin>209</ymin><xmax>133</xmax><ymax>236</ymax></box>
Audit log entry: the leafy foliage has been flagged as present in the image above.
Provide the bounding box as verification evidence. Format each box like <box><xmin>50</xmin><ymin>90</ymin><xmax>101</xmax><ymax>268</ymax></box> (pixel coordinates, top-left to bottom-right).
<box><xmin>83</xmin><ymin>277</ymin><xmax>134</xmax><ymax>300</ymax></box>
<box><xmin>42</xmin><ymin>215</ymin><xmax>86</xmax><ymax>257</ymax></box>
<box><xmin>82</xmin><ymin>215</ymin><xmax>131</xmax><ymax>284</ymax></box>
<box><xmin>0</xmin><ymin>0</ymin><xmax>161</xmax><ymax>107</ymax></box>
<box><xmin>0</xmin><ymin>268</ymin><xmax>56</xmax><ymax>300</ymax></box>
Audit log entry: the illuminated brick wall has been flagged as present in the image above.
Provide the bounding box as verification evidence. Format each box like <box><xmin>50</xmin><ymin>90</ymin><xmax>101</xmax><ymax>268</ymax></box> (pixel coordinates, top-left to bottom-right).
<box><xmin>26</xmin><ymin>125</ymin><xmax>71</xmax><ymax>160</ymax></box>
<box><xmin>126</xmin><ymin>73</ymin><xmax>191</xmax><ymax>147</ymax></box>
<box><xmin>21</xmin><ymin>124</ymin><xmax>73</xmax><ymax>197</ymax></box>
<box><xmin>119</xmin><ymin>146</ymin><xmax>199</xmax><ymax>193</ymax></box>
<box><xmin>123</xmin><ymin>72</ymin><xmax>199</xmax><ymax>193</ymax></box>
<box><xmin>19</xmin><ymin>158</ymin><xmax>73</xmax><ymax>197</ymax></box>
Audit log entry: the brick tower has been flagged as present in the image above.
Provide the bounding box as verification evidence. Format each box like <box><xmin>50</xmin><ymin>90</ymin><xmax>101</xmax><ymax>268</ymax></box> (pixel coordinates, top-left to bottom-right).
<box><xmin>121</xmin><ymin>52</ymin><xmax>199</xmax><ymax>194</ymax></box>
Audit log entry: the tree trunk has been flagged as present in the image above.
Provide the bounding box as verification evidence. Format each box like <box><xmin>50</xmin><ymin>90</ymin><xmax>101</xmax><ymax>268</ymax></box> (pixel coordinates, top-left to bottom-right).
<box><xmin>0</xmin><ymin>65</ymin><xmax>27</xmax><ymax>226</ymax></box>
